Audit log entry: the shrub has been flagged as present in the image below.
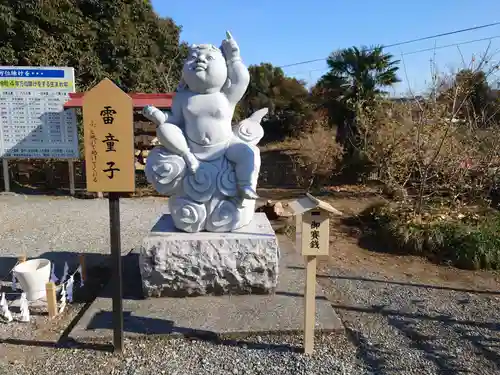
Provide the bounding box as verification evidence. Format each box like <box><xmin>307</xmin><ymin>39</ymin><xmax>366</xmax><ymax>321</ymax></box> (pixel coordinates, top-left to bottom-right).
<box><xmin>356</xmin><ymin>201</ymin><xmax>500</xmax><ymax>270</ymax></box>
<box><xmin>289</xmin><ymin>115</ymin><xmax>344</xmax><ymax>190</ymax></box>
<box><xmin>348</xmin><ymin>59</ymin><xmax>500</xmax><ymax>214</ymax></box>
<box><xmin>355</xmin><ymin>97</ymin><xmax>500</xmax><ymax>210</ymax></box>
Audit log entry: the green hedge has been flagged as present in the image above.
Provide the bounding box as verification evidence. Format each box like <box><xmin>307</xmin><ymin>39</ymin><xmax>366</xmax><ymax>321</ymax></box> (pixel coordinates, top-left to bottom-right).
<box><xmin>356</xmin><ymin>202</ymin><xmax>500</xmax><ymax>270</ymax></box>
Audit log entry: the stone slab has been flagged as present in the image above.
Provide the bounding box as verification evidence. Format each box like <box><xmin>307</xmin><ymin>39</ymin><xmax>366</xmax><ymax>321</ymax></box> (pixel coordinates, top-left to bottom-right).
<box><xmin>68</xmin><ymin>235</ymin><xmax>343</xmax><ymax>340</ymax></box>
<box><xmin>140</xmin><ymin>213</ymin><xmax>280</xmax><ymax>297</ymax></box>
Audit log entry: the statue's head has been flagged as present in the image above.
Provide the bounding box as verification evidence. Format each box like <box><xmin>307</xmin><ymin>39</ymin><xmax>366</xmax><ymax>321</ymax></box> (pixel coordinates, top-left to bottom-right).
<box><xmin>181</xmin><ymin>44</ymin><xmax>228</xmax><ymax>94</ymax></box>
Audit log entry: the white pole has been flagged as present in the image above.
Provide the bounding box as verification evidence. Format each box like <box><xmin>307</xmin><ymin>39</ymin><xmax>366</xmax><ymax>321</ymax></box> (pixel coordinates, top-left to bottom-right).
<box><xmin>2</xmin><ymin>159</ymin><xmax>9</xmax><ymax>192</ymax></box>
<box><xmin>68</xmin><ymin>160</ymin><xmax>75</xmax><ymax>196</ymax></box>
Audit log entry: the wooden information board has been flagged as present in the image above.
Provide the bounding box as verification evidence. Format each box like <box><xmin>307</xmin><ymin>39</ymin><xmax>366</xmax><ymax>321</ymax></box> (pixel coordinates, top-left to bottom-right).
<box><xmin>82</xmin><ymin>78</ymin><xmax>135</xmax><ymax>192</ymax></box>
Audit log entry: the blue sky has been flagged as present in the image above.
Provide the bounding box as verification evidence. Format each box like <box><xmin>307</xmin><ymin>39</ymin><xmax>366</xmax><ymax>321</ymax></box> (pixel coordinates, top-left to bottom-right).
<box><xmin>151</xmin><ymin>0</ymin><xmax>500</xmax><ymax>95</ymax></box>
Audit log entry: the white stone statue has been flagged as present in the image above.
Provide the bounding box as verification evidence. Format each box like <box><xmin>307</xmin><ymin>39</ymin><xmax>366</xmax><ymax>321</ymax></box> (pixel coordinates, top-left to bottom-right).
<box><xmin>144</xmin><ymin>31</ymin><xmax>268</xmax><ymax>233</ymax></box>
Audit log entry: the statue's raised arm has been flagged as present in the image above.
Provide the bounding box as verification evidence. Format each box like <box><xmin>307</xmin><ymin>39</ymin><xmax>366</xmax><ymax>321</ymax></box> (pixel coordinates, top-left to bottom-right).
<box><xmin>220</xmin><ymin>31</ymin><xmax>250</xmax><ymax>105</ymax></box>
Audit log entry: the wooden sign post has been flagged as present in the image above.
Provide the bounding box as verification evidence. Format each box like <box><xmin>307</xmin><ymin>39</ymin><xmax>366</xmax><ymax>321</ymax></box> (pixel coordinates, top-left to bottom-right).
<box><xmin>82</xmin><ymin>78</ymin><xmax>135</xmax><ymax>353</ymax></box>
<box><xmin>289</xmin><ymin>193</ymin><xmax>342</xmax><ymax>355</ymax></box>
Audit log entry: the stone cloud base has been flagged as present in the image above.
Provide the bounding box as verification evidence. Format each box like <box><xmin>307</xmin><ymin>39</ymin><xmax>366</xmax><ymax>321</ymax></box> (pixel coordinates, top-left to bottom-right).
<box><xmin>139</xmin><ymin>213</ymin><xmax>280</xmax><ymax>297</ymax></box>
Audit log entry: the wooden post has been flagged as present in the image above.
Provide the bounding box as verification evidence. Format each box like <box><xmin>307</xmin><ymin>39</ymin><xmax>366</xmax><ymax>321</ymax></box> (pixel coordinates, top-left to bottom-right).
<box><xmin>68</xmin><ymin>160</ymin><xmax>75</xmax><ymax>196</ymax></box>
<box><xmin>300</xmin><ymin>209</ymin><xmax>329</xmax><ymax>355</ymax></box>
<box><xmin>18</xmin><ymin>255</ymin><xmax>26</xmax><ymax>263</ymax></box>
<box><xmin>45</xmin><ymin>282</ymin><xmax>58</xmax><ymax>319</ymax></box>
<box><xmin>297</xmin><ymin>210</ymin><xmax>317</xmax><ymax>353</ymax></box>
<box><xmin>2</xmin><ymin>158</ymin><xmax>10</xmax><ymax>192</ymax></box>
<box><xmin>79</xmin><ymin>254</ymin><xmax>86</xmax><ymax>281</ymax></box>
<box><xmin>109</xmin><ymin>192</ymin><xmax>123</xmax><ymax>352</ymax></box>
<box><xmin>296</xmin><ymin>214</ymin><xmax>302</xmax><ymax>252</ymax></box>
<box><xmin>304</xmin><ymin>255</ymin><xmax>317</xmax><ymax>355</ymax></box>
<box><xmin>82</xmin><ymin>78</ymin><xmax>135</xmax><ymax>354</ymax></box>
<box><xmin>288</xmin><ymin>194</ymin><xmax>342</xmax><ymax>355</ymax></box>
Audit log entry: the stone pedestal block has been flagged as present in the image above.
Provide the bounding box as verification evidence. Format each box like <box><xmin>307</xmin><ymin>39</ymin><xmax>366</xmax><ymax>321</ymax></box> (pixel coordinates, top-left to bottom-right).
<box><xmin>139</xmin><ymin>213</ymin><xmax>280</xmax><ymax>297</ymax></box>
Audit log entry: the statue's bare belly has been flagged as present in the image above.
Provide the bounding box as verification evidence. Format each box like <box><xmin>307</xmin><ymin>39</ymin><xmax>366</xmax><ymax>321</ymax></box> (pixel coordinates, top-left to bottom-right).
<box><xmin>183</xmin><ymin>92</ymin><xmax>233</xmax><ymax>146</ymax></box>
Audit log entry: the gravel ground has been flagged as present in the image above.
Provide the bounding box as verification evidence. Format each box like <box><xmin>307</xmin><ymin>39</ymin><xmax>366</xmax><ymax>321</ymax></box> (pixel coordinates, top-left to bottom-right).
<box><xmin>318</xmin><ymin>264</ymin><xmax>500</xmax><ymax>375</ymax></box>
<box><xmin>2</xmin><ymin>334</ymin><xmax>362</xmax><ymax>375</ymax></box>
<box><xmin>0</xmin><ymin>194</ymin><xmax>168</xmax><ymax>275</ymax></box>
<box><xmin>2</xmin><ymin>194</ymin><xmax>500</xmax><ymax>374</ymax></box>
<box><xmin>0</xmin><ymin>194</ymin><xmax>364</xmax><ymax>374</ymax></box>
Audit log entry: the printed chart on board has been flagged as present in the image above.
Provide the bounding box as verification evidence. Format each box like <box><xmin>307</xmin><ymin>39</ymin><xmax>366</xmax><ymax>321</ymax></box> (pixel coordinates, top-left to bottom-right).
<box><xmin>0</xmin><ymin>66</ymin><xmax>78</xmax><ymax>159</ymax></box>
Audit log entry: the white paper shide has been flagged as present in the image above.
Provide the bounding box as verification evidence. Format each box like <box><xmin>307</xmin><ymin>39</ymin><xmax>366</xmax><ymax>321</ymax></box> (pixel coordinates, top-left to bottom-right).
<box><xmin>18</xmin><ymin>293</ymin><xmax>30</xmax><ymax>322</ymax></box>
<box><xmin>0</xmin><ymin>292</ymin><xmax>13</xmax><ymax>323</ymax></box>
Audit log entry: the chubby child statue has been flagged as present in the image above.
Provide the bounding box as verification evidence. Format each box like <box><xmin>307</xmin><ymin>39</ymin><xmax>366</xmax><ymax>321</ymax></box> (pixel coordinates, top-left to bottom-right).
<box><xmin>143</xmin><ymin>32</ymin><xmax>268</xmax><ymax>233</ymax></box>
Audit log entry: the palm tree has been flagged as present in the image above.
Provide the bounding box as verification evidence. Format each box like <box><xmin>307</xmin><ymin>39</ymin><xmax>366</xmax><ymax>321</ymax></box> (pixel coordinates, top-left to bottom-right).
<box><xmin>323</xmin><ymin>45</ymin><xmax>400</xmax><ymax>101</ymax></box>
<box><xmin>317</xmin><ymin>45</ymin><xmax>400</xmax><ymax>150</ymax></box>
